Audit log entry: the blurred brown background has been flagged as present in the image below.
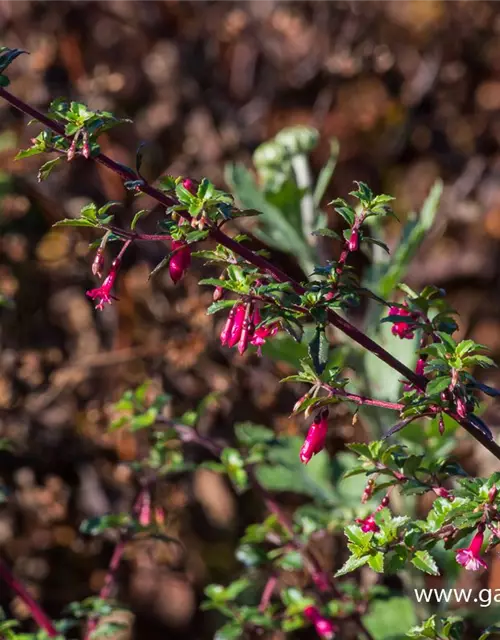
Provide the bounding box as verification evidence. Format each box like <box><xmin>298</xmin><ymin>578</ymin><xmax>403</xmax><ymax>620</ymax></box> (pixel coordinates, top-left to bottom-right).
<box><xmin>1</xmin><ymin>1</ymin><xmax>500</xmax><ymax>638</ymax></box>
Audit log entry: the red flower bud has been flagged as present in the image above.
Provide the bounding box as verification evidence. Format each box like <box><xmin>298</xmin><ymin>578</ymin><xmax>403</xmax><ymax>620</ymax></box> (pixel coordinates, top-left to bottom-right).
<box><xmin>347</xmin><ymin>230</ymin><xmax>359</xmax><ymax>252</ymax></box>
<box><xmin>303</xmin><ymin>606</ymin><xmax>337</xmax><ymax>639</ymax></box>
<box><xmin>213</xmin><ymin>286</ymin><xmax>223</xmax><ymax>302</ymax></box>
<box><xmin>489</xmin><ymin>485</ymin><xmax>498</xmax><ymax>503</ymax></box>
<box><xmin>227</xmin><ymin>304</ymin><xmax>246</xmax><ymax>348</ymax></box>
<box><xmin>300</xmin><ymin>410</ymin><xmax>329</xmax><ymax>464</ymax></box>
<box><xmin>182</xmin><ymin>178</ymin><xmax>197</xmax><ymax>194</ymax></box>
<box><xmin>169</xmin><ymin>240</ymin><xmax>191</xmax><ymax>283</ymax></box>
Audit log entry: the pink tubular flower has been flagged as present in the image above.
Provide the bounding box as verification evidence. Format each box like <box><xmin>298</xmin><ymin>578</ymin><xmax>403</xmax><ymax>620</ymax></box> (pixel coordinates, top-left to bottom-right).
<box><xmin>169</xmin><ymin>240</ymin><xmax>191</xmax><ymax>284</ymax></box>
<box><xmin>303</xmin><ymin>606</ymin><xmax>338</xmax><ymax>639</ymax></box>
<box><xmin>238</xmin><ymin>307</ymin><xmax>252</xmax><ymax>355</ymax></box>
<box><xmin>347</xmin><ymin>230</ymin><xmax>359</xmax><ymax>252</ymax></box>
<box><xmin>356</xmin><ymin>515</ymin><xmax>380</xmax><ymax>533</ymax></box>
<box><xmin>300</xmin><ymin>410</ymin><xmax>329</xmax><ymax>464</ymax></box>
<box><xmin>227</xmin><ymin>304</ymin><xmax>246</xmax><ymax>348</ymax></box>
<box><xmin>86</xmin><ymin>257</ymin><xmax>121</xmax><ymax>310</ymax></box>
<box><xmin>220</xmin><ymin>306</ymin><xmax>237</xmax><ymax>346</ymax></box>
<box><xmin>432</xmin><ymin>487</ymin><xmax>452</xmax><ymax>500</ymax></box>
<box><xmin>388</xmin><ymin>305</ymin><xmax>416</xmax><ymax>340</ymax></box>
<box><xmin>250</xmin><ymin>308</ymin><xmax>279</xmax><ymax>356</ymax></box>
<box><xmin>456</xmin><ymin>529</ymin><xmax>487</xmax><ymax>571</ymax></box>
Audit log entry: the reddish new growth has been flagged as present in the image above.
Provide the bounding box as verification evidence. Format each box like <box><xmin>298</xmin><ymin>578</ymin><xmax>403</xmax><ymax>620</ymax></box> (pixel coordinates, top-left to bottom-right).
<box><xmin>300</xmin><ymin>409</ymin><xmax>329</xmax><ymax>464</ymax></box>
<box><xmin>303</xmin><ymin>606</ymin><xmax>338</xmax><ymax>639</ymax></box>
<box><xmin>86</xmin><ymin>257</ymin><xmax>121</xmax><ymax>310</ymax></box>
<box><xmin>388</xmin><ymin>305</ymin><xmax>418</xmax><ymax>340</ymax></box>
<box><xmin>456</xmin><ymin>528</ymin><xmax>487</xmax><ymax>572</ymax></box>
<box><xmin>169</xmin><ymin>240</ymin><xmax>191</xmax><ymax>284</ymax></box>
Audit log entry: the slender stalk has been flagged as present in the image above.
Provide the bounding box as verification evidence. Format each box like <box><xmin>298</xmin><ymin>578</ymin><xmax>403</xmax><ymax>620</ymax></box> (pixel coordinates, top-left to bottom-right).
<box><xmin>83</xmin><ymin>488</ymin><xmax>147</xmax><ymax>640</ymax></box>
<box><xmin>258</xmin><ymin>575</ymin><xmax>277</xmax><ymax>612</ymax></box>
<box><xmin>0</xmin><ymin>559</ymin><xmax>58</xmax><ymax>637</ymax></box>
<box><xmin>1</xmin><ymin>85</ymin><xmax>499</xmax><ymax>465</ymax></box>
<box><xmin>158</xmin><ymin>419</ymin><xmax>374</xmax><ymax>639</ymax></box>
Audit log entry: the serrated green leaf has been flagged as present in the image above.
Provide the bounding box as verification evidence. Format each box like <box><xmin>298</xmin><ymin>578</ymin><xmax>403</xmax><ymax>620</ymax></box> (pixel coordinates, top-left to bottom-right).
<box><xmin>335</xmin><ymin>553</ymin><xmax>369</xmax><ymax>577</ymax></box>
<box><xmin>53</xmin><ymin>218</ymin><xmax>97</xmax><ymax>228</ymax></box>
<box><xmin>38</xmin><ymin>157</ymin><xmax>63</xmax><ymax>182</ymax></box>
<box><xmin>426</xmin><ymin>376</ymin><xmax>451</xmax><ymax>396</ymax></box>
<box><xmin>308</xmin><ymin>326</ymin><xmax>329</xmax><ymax>375</ymax></box>
<box><xmin>368</xmin><ymin>551</ymin><xmax>384</xmax><ymax>573</ymax></box>
<box><xmin>411</xmin><ymin>550</ymin><xmax>439</xmax><ymax>575</ymax></box>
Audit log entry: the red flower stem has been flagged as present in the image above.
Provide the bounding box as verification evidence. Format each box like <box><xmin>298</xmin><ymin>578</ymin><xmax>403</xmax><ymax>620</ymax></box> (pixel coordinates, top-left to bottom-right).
<box><xmin>155</xmin><ymin>418</ymin><xmax>374</xmax><ymax>639</ymax></box>
<box><xmin>321</xmin><ymin>385</ymin><xmax>404</xmax><ymax>411</ymax></box>
<box><xmin>0</xmin><ymin>559</ymin><xmax>58</xmax><ymax>637</ymax></box>
<box><xmin>1</xmin><ymin>86</ymin><xmax>499</xmax><ymax>464</ymax></box>
<box><xmin>84</xmin><ymin>487</ymin><xmax>147</xmax><ymax>640</ymax></box>
<box><xmin>258</xmin><ymin>575</ymin><xmax>277</xmax><ymax>612</ymax></box>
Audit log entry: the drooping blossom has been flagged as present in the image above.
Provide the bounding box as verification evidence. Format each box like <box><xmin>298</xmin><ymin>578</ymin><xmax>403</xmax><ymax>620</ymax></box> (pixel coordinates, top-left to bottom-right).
<box><xmin>347</xmin><ymin>229</ymin><xmax>359</xmax><ymax>252</ymax></box>
<box><xmin>456</xmin><ymin>528</ymin><xmax>487</xmax><ymax>571</ymax></box>
<box><xmin>238</xmin><ymin>306</ymin><xmax>252</xmax><ymax>355</ymax></box>
<box><xmin>356</xmin><ymin>515</ymin><xmax>380</xmax><ymax>533</ymax></box>
<box><xmin>432</xmin><ymin>487</ymin><xmax>452</xmax><ymax>500</ymax></box>
<box><xmin>300</xmin><ymin>410</ymin><xmax>329</xmax><ymax>464</ymax></box>
<box><xmin>388</xmin><ymin>305</ymin><xmax>417</xmax><ymax>340</ymax></box>
<box><xmin>169</xmin><ymin>240</ymin><xmax>191</xmax><ymax>284</ymax></box>
<box><xmin>86</xmin><ymin>257</ymin><xmax>121</xmax><ymax>310</ymax></box>
<box><xmin>227</xmin><ymin>304</ymin><xmax>246</xmax><ymax>348</ymax></box>
<box><xmin>250</xmin><ymin>308</ymin><xmax>279</xmax><ymax>356</ymax></box>
<box><xmin>303</xmin><ymin>606</ymin><xmax>338</xmax><ymax>639</ymax></box>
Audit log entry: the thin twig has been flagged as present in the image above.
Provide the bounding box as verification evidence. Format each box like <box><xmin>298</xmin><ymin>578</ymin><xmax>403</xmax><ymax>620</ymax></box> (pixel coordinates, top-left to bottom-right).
<box><xmin>0</xmin><ymin>559</ymin><xmax>58</xmax><ymax>637</ymax></box>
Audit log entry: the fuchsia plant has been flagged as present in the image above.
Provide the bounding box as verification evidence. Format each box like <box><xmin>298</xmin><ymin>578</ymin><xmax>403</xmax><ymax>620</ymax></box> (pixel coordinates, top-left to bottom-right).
<box><xmin>3</xmin><ymin>48</ymin><xmax>500</xmax><ymax>640</ymax></box>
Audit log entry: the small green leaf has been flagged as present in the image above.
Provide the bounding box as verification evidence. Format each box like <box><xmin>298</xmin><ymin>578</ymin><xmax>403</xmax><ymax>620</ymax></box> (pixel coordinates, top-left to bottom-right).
<box><xmin>38</xmin><ymin>157</ymin><xmax>63</xmax><ymax>182</ymax></box>
<box><xmin>368</xmin><ymin>551</ymin><xmax>384</xmax><ymax>573</ymax></box>
<box><xmin>334</xmin><ymin>554</ymin><xmax>369</xmax><ymax>577</ymax></box>
<box><xmin>308</xmin><ymin>326</ymin><xmax>329</xmax><ymax>375</ymax></box>
<box><xmin>426</xmin><ymin>376</ymin><xmax>451</xmax><ymax>396</ymax></box>
<box><xmin>53</xmin><ymin>218</ymin><xmax>97</xmax><ymax>228</ymax></box>
<box><xmin>411</xmin><ymin>550</ymin><xmax>439</xmax><ymax>575</ymax></box>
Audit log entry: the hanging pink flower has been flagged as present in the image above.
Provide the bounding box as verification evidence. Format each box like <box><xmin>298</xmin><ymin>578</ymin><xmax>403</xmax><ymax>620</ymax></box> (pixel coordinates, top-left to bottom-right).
<box><xmin>303</xmin><ymin>606</ymin><xmax>338</xmax><ymax>639</ymax></box>
<box><xmin>227</xmin><ymin>304</ymin><xmax>246</xmax><ymax>348</ymax></box>
<box><xmin>300</xmin><ymin>410</ymin><xmax>329</xmax><ymax>464</ymax></box>
<box><xmin>250</xmin><ymin>308</ymin><xmax>279</xmax><ymax>356</ymax></box>
<box><xmin>456</xmin><ymin>529</ymin><xmax>487</xmax><ymax>571</ymax></box>
<box><xmin>387</xmin><ymin>305</ymin><xmax>417</xmax><ymax>340</ymax></box>
<box><xmin>355</xmin><ymin>515</ymin><xmax>380</xmax><ymax>533</ymax></box>
<box><xmin>347</xmin><ymin>230</ymin><xmax>359</xmax><ymax>252</ymax></box>
<box><xmin>169</xmin><ymin>240</ymin><xmax>191</xmax><ymax>284</ymax></box>
<box><xmin>86</xmin><ymin>257</ymin><xmax>121</xmax><ymax>310</ymax></box>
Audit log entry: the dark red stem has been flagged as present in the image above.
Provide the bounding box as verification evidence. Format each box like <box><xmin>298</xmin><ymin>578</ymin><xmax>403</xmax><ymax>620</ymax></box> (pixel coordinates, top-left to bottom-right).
<box><xmin>1</xmin><ymin>86</ymin><xmax>499</xmax><ymax>463</ymax></box>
